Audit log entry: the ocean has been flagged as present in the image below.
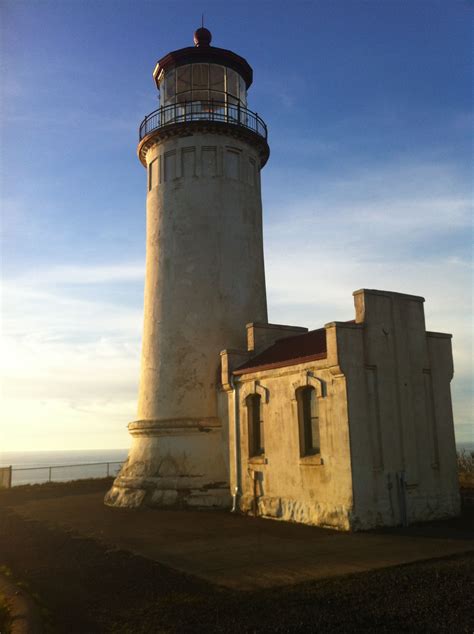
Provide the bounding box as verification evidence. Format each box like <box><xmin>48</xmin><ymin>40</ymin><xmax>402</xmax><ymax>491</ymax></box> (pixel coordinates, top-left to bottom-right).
<box><xmin>1</xmin><ymin>442</ymin><xmax>472</xmax><ymax>487</ymax></box>
<box><xmin>0</xmin><ymin>448</ymin><xmax>129</xmax><ymax>487</ymax></box>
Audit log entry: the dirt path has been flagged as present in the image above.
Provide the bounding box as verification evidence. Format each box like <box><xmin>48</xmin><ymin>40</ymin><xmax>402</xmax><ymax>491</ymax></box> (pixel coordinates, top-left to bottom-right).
<box><xmin>1</xmin><ymin>480</ymin><xmax>473</xmax><ymax>633</ymax></box>
<box><xmin>11</xmin><ymin>490</ymin><xmax>474</xmax><ymax>590</ymax></box>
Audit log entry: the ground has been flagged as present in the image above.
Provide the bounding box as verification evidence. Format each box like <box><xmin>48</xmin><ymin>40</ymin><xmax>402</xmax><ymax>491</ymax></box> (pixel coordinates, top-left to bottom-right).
<box><xmin>0</xmin><ymin>479</ymin><xmax>473</xmax><ymax>633</ymax></box>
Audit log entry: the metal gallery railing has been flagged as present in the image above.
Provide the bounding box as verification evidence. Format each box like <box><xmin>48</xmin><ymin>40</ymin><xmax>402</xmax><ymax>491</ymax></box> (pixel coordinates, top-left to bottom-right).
<box><xmin>139</xmin><ymin>100</ymin><xmax>267</xmax><ymax>141</ymax></box>
<box><xmin>0</xmin><ymin>461</ymin><xmax>124</xmax><ymax>488</ymax></box>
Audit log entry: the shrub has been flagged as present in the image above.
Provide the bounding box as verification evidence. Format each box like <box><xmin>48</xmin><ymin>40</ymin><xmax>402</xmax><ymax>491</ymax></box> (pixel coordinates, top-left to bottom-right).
<box><xmin>458</xmin><ymin>449</ymin><xmax>474</xmax><ymax>488</ymax></box>
<box><xmin>457</xmin><ymin>449</ymin><xmax>474</xmax><ymax>474</ymax></box>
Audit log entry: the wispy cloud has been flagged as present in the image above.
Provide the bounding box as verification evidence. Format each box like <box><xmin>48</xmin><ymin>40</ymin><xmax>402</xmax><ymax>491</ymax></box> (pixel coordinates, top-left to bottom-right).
<box><xmin>2</xmin><ymin>283</ymin><xmax>142</xmax><ymax>339</ymax></box>
<box><xmin>263</xmin><ymin>158</ymin><xmax>472</xmax><ymax>442</ymax></box>
<box><xmin>15</xmin><ymin>263</ymin><xmax>145</xmax><ymax>286</ymax></box>
<box><xmin>1</xmin><ymin>156</ymin><xmax>471</xmax><ymax>449</ymax></box>
<box><xmin>1</xmin><ymin>279</ymin><xmax>141</xmax><ymax>451</ymax></box>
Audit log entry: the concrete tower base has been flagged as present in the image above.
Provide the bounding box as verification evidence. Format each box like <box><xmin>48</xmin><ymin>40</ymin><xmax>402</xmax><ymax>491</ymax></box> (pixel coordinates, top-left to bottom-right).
<box><xmin>104</xmin><ymin>418</ymin><xmax>231</xmax><ymax>509</ymax></box>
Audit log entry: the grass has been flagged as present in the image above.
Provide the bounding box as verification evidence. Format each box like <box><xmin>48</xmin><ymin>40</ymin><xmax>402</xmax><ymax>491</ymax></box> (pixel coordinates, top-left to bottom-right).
<box><xmin>0</xmin><ymin>564</ymin><xmax>51</xmax><ymax>634</ymax></box>
<box><xmin>0</xmin><ymin>567</ymin><xmax>13</xmax><ymax>634</ymax></box>
<box><xmin>0</xmin><ymin>593</ymin><xmax>11</xmax><ymax>634</ymax></box>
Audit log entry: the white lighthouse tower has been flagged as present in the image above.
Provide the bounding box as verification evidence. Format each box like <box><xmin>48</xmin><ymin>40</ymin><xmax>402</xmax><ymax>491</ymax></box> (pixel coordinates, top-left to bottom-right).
<box><xmin>106</xmin><ymin>28</ymin><xmax>269</xmax><ymax>508</ymax></box>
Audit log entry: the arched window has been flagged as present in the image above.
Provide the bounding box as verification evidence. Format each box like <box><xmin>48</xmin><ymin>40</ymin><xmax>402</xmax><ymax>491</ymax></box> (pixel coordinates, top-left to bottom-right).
<box><xmin>297</xmin><ymin>386</ymin><xmax>320</xmax><ymax>456</ymax></box>
<box><xmin>246</xmin><ymin>394</ymin><xmax>264</xmax><ymax>457</ymax></box>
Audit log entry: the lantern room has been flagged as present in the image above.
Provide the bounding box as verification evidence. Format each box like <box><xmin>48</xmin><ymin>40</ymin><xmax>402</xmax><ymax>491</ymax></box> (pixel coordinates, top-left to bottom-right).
<box><xmin>152</xmin><ymin>28</ymin><xmax>253</xmax><ymax>108</ymax></box>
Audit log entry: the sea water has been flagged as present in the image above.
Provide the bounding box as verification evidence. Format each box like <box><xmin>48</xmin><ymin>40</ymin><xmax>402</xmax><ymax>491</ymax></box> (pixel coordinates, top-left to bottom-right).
<box><xmin>457</xmin><ymin>441</ymin><xmax>474</xmax><ymax>454</ymax></box>
<box><xmin>0</xmin><ymin>448</ymin><xmax>129</xmax><ymax>486</ymax></box>
<box><xmin>1</xmin><ymin>442</ymin><xmax>472</xmax><ymax>487</ymax></box>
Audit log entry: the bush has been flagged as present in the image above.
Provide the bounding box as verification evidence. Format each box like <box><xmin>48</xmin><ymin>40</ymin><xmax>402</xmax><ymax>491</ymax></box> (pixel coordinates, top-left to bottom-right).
<box><xmin>458</xmin><ymin>449</ymin><xmax>474</xmax><ymax>473</ymax></box>
<box><xmin>458</xmin><ymin>449</ymin><xmax>474</xmax><ymax>488</ymax></box>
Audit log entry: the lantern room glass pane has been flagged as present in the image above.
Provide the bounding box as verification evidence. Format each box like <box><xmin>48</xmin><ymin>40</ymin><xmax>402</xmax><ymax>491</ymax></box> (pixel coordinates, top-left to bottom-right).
<box><xmin>164</xmin><ymin>69</ymin><xmax>175</xmax><ymax>105</ymax></box>
<box><xmin>176</xmin><ymin>90</ymin><xmax>192</xmax><ymax>103</ymax></box>
<box><xmin>227</xmin><ymin>69</ymin><xmax>239</xmax><ymax>98</ymax></box>
<box><xmin>192</xmin><ymin>90</ymin><xmax>208</xmax><ymax>105</ymax></box>
<box><xmin>239</xmin><ymin>76</ymin><xmax>247</xmax><ymax>106</ymax></box>
<box><xmin>210</xmin><ymin>64</ymin><xmax>225</xmax><ymax>92</ymax></box>
<box><xmin>159</xmin><ymin>63</ymin><xmax>247</xmax><ymax>108</ymax></box>
<box><xmin>209</xmin><ymin>90</ymin><xmax>224</xmax><ymax>105</ymax></box>
<box><xmin>177</xmin><ymin>65</ymin><xmax>192</xmax><ymax>94</ymax></box>
<box><xmin>192</xmin><ymin>64</ymin><xmax>209</xmax><ymax>89</ymax></box>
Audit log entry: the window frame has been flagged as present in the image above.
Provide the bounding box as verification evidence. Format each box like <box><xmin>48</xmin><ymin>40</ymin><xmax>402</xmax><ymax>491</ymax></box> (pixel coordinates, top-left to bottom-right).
<box><xmin>246</xmin><ymin>393</ymin><xmax>264</xmax><ymax>458</ymax></box>
<box><xmin>296</xmin><ymin>385</ymin><xmax>321</xmax><ymax>458</ymax></box>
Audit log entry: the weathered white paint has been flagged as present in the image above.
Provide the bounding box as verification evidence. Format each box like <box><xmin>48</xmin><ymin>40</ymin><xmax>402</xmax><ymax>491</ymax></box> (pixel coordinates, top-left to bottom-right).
<box><xmin>0</xmin><ymin>467</ymin><xmax>12</xmax><ymax>489</ymax></box>
<box><xmin>223</xmin><ymin>290</ymin><xmax>460</xmax><ymax>530</ymax></box>
<box><xmin>106</xmin><ymin>127</ymin><xmax>269</xmax><ymax>509</ymax></box>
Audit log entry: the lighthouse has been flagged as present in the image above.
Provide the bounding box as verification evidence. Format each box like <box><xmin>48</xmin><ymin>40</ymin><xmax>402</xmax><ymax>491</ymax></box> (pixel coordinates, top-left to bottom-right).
<box><xmin>105</xmin><ymin>28</ymin><xmax>460</xmax><ymax>530</ymax></box>
<box><xmin>106</xmin><ymin>28</ymin><xmax>270</xmax><ymax>509</ymax></box>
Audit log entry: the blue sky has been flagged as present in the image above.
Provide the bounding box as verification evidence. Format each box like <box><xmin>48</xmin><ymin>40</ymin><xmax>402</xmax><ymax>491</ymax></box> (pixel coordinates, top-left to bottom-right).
<box><xmin>1</xmin><ymin>0</ymin><xmax>472</xmax><ymax>451</ymax></box>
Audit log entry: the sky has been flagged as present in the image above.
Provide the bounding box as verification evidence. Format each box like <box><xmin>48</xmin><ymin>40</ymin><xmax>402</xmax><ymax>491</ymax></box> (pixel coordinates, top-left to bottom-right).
<box><xmin>1</xmin><ymin>0</ymin><xmax>472</xmax><ymax>452</ymax></box>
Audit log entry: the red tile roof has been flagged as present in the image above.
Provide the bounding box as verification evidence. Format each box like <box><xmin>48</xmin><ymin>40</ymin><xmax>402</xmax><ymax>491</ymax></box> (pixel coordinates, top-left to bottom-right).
<box><xmin>234</xmin><ymin>328</ymin><xmax>327</xmax><ymax>375</ymax></box>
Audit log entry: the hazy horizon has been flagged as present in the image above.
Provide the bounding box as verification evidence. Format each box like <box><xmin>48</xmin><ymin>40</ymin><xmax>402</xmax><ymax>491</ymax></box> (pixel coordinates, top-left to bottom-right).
<box><xmin>1</xmin><ymin>439</ymin><xmax>473</xmax><ymax>458</ymax></box>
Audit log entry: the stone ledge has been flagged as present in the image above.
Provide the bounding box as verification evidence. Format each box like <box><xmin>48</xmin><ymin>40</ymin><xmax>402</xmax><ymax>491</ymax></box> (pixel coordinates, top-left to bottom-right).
<box><xmin>105</xmin><ymin>483</ymin><xmax>230</xmax><ymax>510</ymax></box>
<box><xmin>138</xmin><ymin>120</ymin><xmax>270</xmax><ymax>167</ymax></box>
<box><xmin>352</xmin><ymin>288</ymin><xmax>425</xmax><ymax>303</ymax></box>
<box><xmin>426</xmin><ymin>331</ymin><xmax>453</xmax><ymax>339</ymax></box>
<box><xmin>128</xmin><ymin>417</ymin><xmax>222</xmax><ymax>437</ymax></box>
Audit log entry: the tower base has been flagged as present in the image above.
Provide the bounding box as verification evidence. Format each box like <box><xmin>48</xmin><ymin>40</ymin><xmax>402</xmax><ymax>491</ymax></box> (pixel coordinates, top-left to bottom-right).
<box><xmin>104</xmin><ymin>418</ymin><xmax>231</xmax><ymax>509</ymax></box>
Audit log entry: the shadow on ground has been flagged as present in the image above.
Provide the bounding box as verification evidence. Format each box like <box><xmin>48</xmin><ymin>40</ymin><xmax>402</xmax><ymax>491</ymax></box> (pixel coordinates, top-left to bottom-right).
<box><xmin>0</xmin><ymin>479</ymin><xmax>473</xmax><ymax>633</ymax></box>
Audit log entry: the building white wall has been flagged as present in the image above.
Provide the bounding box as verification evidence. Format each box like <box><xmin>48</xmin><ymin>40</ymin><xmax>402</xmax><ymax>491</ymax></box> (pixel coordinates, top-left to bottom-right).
<box><xmin>226</xmin><ymin>290</ymin><xmax>460</xmax><ymax>530</ymax></box>
<box><xmin>222</xmin><ymin>323</ymin><xmax>354</xmax><ymax>531</ymax></box>
<box><xmin>341</xmin><ymin>289</ymin><xmax>461</xmax><ymax>528</ymax></box>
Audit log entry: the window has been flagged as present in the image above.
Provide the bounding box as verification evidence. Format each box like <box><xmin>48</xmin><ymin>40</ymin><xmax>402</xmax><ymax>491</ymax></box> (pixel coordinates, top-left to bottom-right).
<box><xmin>202</xmin><ymin>147</ymin><xmax>217</xmax><ymax>177</ymax></box>
<box><xmin>209</xmin><ymin>64</ymin><xmax>225</xmax><ymax>93</ymax></box>
<box><xmin>176</xmin><ymin>65</ymin><xmax>192</xmax><ymax>95</ymax></box>
<box><xmin>239</xmin><ymin>76</ymin><xmax>247</xmax><ymax>107</ymax></box>
<box><xmin>226</xmin><ymin>69</ymin><xmax>239</xmax><ymax>100</ymax></box>
<box><xmin>248</xmin><ymin>158</ymin><xmax>256</xmax><ymax>186</ymax></box>
<box><xmin>246</xmin><ymin>394</ymin><xmax>264</xmax><ymax>457</ymax></box>
<box><xmin>164</xmin><ymin>69</ymin><xmax>175</xmax><ymax>104</ymax></box>
<box><xmin>148</xmin><ymin>161</ymin><xmax>153</xmax><ymax>191</ymax></box>
<box><xmin>297</xmin><ymin>386</ymin><xmax>320</xmax><ymax>456</ymax></box>
<box><xmin>148</xmin><ymin>158</ymin><xmax>158</xmax><ymax>191</ymax></box>
<box><xmin>225</xmin><ymin>149</ymin><xmax>240</xmax><ymax>179</ymax></box>
<box><xmin>164</xmin><ymin>152</ymin><xmax>176</xmax><ymax>181</ymax></box>
<box><xmin>181</xmin><ymin>147</ymin><xmax>196</xmax><ymax>178</ymax></box>
<box><xmin>192</xmin><ymin>64</ymin><xmax>209</xmax><ymax>90</ymax></box>
<box><xmin>161</xmin><ymin>63</ymin><xmax>247</xmax><ymax>108</ymax></box>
